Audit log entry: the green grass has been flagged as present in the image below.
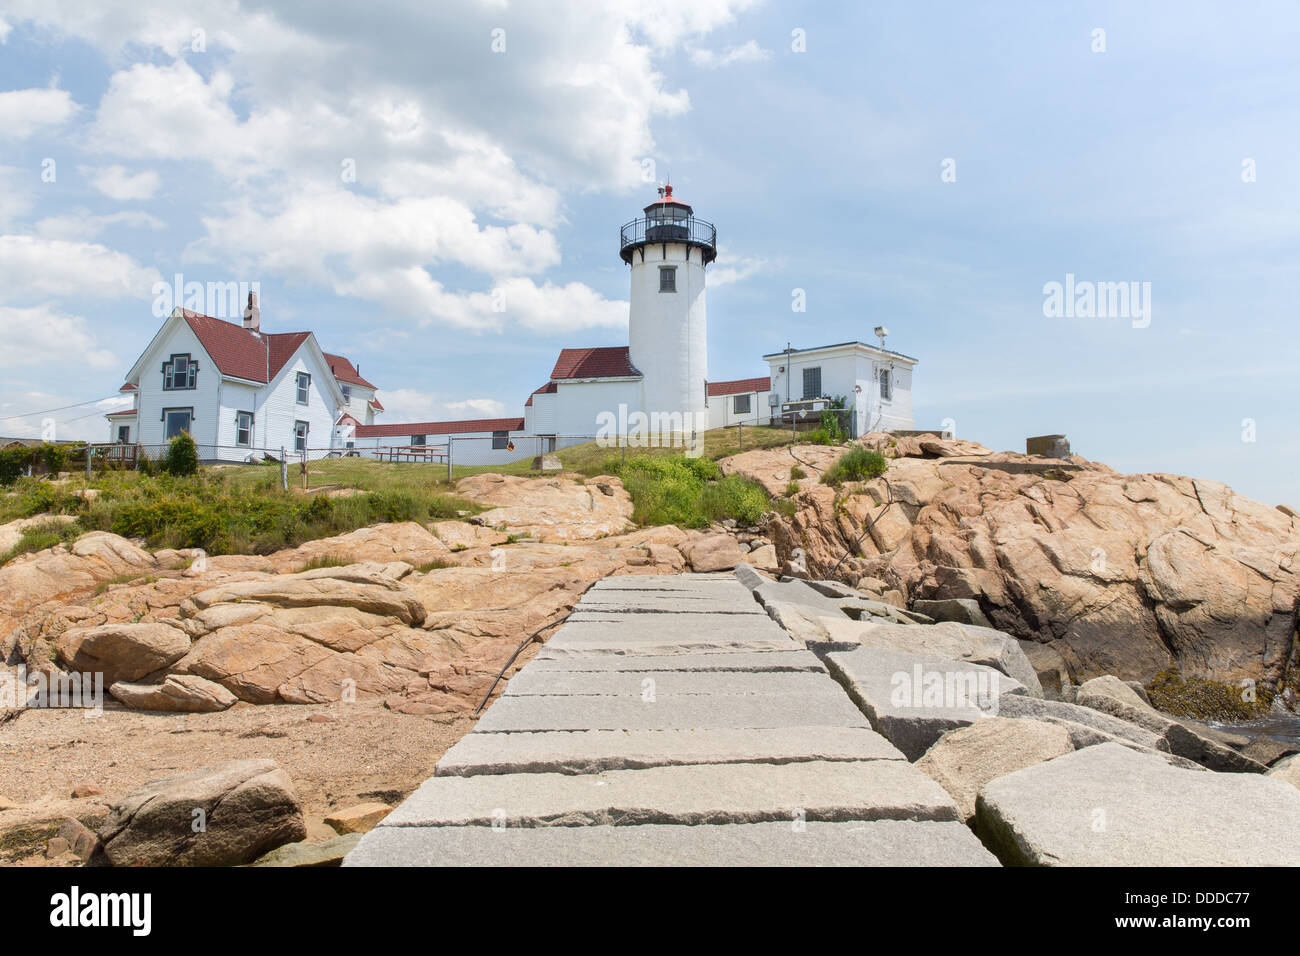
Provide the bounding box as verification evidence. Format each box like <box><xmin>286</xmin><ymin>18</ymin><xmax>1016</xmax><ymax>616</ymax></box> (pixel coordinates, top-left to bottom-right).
<box><xmin>0</xmin><ymin>517</ymin><xmax>82</xmax><ymax>565</ymax></box>
<box><xmin>821</xmin><ymin>448</ymin><xmax>889</xmax><ymax>487</ymax></box>
<box><xmin>617</xmin><ymin>455</ymin><xmax>770</xmax><ymax>528</ymax></box>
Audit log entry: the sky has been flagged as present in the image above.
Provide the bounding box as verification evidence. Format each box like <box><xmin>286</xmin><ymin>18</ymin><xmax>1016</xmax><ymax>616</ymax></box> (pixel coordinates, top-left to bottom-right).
<box><xmin>0</xmin><ymin>0</ymin><xmax>1296</xmax><ymax>504</ymax></box>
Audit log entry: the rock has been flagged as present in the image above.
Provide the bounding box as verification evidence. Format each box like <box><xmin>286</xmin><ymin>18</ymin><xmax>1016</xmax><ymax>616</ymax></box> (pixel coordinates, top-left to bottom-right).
<box><xmin>976</xmin><ymin>743</ymin><xmax>1300</xmax><ymax>865</ymax></box>
<box><xmin>270</xmin><ymin>522</ymin><xmax>449</xmax><ymax>571</ymax></box>
<box><xmin>45</xmin><ymin>837</ymin><xmax>70</xmax><ymax>859</ymax></box>
<box><xmin>1075</xmin><ymin>676</ymin><xmax>1266</xmax><ymax>773</ymax></box>
<box><xmin>1268</xmin><ymin>754</ymin><xmax>1300</xmax><ymax>791</ymax></box>
<box><xmin>823</xmin><ymin>646</ymin><xmax>1025</xmax><ymax>761</ymax></box>
<box><xmin>531</xmin><ymin>454</ymin><xmax>563</xmax><ymax>472</ymax></box>
<box><xmin>429</xmin><ymin>521</ymin><xmax>508</xmax><ymax>550</ymax></box>
<box><xmin>323</xmin><ymin>802</ymin><xmax>392</xmax><ymax>835</ymax></box>
<box><xmin>820</xmin><ymin>619</ymin><xmax>1043</xmax><ymax>696</ymax></box>
<box><xmin>98</xmin><ymin>759</ymin><xmax>306</xmax><ymax>866</ymax></box>
<box><xmin>747</xmin><ymin>543</ymin><xmax>779</xmax><ymax>571</ymax></box>
<box><xmin>680</xmin><ymin>534</ymin><xmax>746</xmax><ymax>572</ymax></box>
<box><xmin>911</xmin><ymin>599</ymin><xmax>993</xmax><ymax>628</ymax></box>
<box><xmin>109</xmin><ymin>674</ymin><xmax>238</xmax><ymax>712</ymax></box>
<box><xmin>54</xmin><ymin>817</ymin><xmax>99</xmax><ymax>862</ymax></box>
<box><xmin>731</xmin><ymin>436</ymin><xmax>1300</xmax><ymax>691</ymax></box>
<box><xmin>454</xmin><ymin>474</ymin><xmax>635</xmax><ymax>541</ymax></box>
<box><xmin>0</xmin><ymin>514</ymin><xmax>78</xmax><ymax>554</ymax></box>
<box><xmin>995</xmin><ymin>693</ymin><xmax>1181</xmax><ymax>757</ymax></box>
<box><xmin>54</xmin><ymin>622</ymin><xmax>190</xmax><ymax>686</ymax></box>
<box><xmin>185</xmin><ymin>563</ymin><xmax>426</xmax><ymax>626</ymax></box>
<box><xmin>1018</xmin><ymin>642</ymin><xmax>1071</xmax><ymax>699</ymax></box>
<box><xmin>70</xmin><ymin>783</ymin><xmax>103</xmax><ymax>799</ymax></box>
<box><xmin>1241</xmin><ymin>738</ymin><xmax>1299</xmax><ymax>767</ymax></box>
<box><xmin>251</xmin><ymin>832</ymin><xmax>362</xmax><ymax>867</ymax></box>
<box><xmin>915</xmin><ymin>718</ymin><xmax>1074</xmax><ymax>824</ymax></box>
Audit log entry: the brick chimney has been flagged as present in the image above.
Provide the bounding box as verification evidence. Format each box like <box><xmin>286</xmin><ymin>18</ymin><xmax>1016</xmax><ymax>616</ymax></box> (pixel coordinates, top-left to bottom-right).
<box><xmin>243</xmin><ymin>291</ymin><xmax>261</xmax><ymax>331</ymax></box>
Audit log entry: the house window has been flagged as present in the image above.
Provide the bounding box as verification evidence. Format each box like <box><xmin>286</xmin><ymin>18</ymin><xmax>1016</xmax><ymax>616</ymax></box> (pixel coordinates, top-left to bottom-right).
<box><xmin>162</xmin><ymin>354</ymin><xmax>197</xmax><ymax>390</ymax></box>
<box><xmin>411</xmin><ymin>435</ymin><xmax>427</xmax><ymax>446</ymax></box>
<box><xmin>879</xmin><ymin>369</ymin><xmax>892</xmax><ymax>402</ymax></box>
<box><xmin>116</xmin><ymin>425</ymin><xmax>130</xmax><ymax>444</ymax></box>
<box><xmin>801</xmin><ymin>366</ymin><xmax>822</xmax><ymax>400</ymax></box>
<box><xmin>162</xmin><ymin>408</ymin><xmax>193</xmax><ymax>440</ymax></box>
<box><xmin>296</xmin><ymin>372</ymin><xmax>311</xmax><ymax>405</ymax></box>
<box><xmin>235</xmin><ymin>411</ymin><xmax>253</xmax><ymax>447</ymax></box>
<box><xmin>659</xmin><ymin>266</ymin><xmax>677</xmax><ymax>293</ymax></box>
<box><xmin>341</xmin><ymin>384</ymin><xmax>352</xmax><ymax>403</ymax></box>
<box><xmin>294</xmin><ymin>420</ymin><xmax>309</xmax><ymax>454</ymax></box>
<box><xmin>492</xmin><ymin>430</ymin><xmax>508</xmax><ymax>450</ymax></box>
<box><xmin>733</xmin><ymin>394</ymin><xmax>751</xmax><ymax>415</ymax></box>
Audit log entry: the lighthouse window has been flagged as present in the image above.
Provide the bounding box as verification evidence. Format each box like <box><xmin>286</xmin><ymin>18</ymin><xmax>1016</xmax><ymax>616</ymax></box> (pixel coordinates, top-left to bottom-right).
<box><xmin>659</xmin><ymin>266</ymin><xmax>677</xmax><ymax>293</ymax></box>
<box><xmin>880</xmin><ymin>370</ymin><xmax>893</xmax><ymax>401</ymax></box>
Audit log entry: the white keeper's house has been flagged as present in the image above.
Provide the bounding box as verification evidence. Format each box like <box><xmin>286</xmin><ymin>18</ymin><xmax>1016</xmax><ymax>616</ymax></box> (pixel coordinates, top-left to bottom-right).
<box><xmin>109</xmin><ymin>296</ymin><xmax>389</xmax><ymax>461</ymax></box>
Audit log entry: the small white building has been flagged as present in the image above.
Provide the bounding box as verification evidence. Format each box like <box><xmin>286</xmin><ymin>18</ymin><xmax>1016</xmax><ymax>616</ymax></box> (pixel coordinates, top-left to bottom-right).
<box><xmin>705</xmin><ymin>376</ymin><xmax>773</xmax><ymax>429</ymax></box>
<box><xmin>764</xmin><ymin>341</ymin><xmax>917</xmax><ymax>435</ymax></box>
<box><xmin>349</xmin><ymin>417</ymin><xmax>528</xmax><ymax>465</ymax></box>
<box><xmin>109</xmin><ymin>297</ymin><xmax>384</xmax><ymax>461</ymax></box>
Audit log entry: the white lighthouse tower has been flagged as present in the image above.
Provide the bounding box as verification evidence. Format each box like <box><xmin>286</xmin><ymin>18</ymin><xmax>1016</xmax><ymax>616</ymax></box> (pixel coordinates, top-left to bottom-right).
<box><xmin>620</xmin><ymin>184</ymin><xmax>716</xmax><ymax>433</ymax></box>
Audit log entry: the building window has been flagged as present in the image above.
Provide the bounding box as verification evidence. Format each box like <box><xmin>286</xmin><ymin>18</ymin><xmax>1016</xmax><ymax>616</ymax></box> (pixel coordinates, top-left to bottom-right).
<box><xmin>162</xmin><ymin>354</ymin><xmax>197</xmax><ymax>390</ymax></box>
<box><xmin>411</xmin><ymin>434</ymin><xmax>427</xmax><ymax>446</ymax></box>
<box><xmin>116</xmin><ymin>425</ymin><xmax>130</xmax><ymax>444</ymax></box>
<box><xmin>801</xmin><ymin>366</ymin><xmax>822</xmax><ymax>400</ymax></box>
<box><xmin>341</xmin><ymin>384</ymin><xmax>352</xmax><ymax>403</ymax></box>
<box><xmin>879</xmin><ymin>369</ymin><xmax>892</xmax><ymax>402</ymax></box>
<box><xmin>659</xmin><ymin>266</ymin><xmax>677</xmax><ymax>293</ymax></box>
<box><xmin>235</xmin><ymin>411</ymin><xmax>253</xmax><ymax>447</ymax></box>
<box><xmin>294</xmin><ymin>420</ymin><xmax>309</xmax><ymax>454</ymax></box>
<box><xmin>296</xmin><ymin>372</ymin><xmax>311</xmax><ymax>405</ymax></box>
<box><xmin>733</xmin><ymin>394</ymin><xmax>751</xmax><ymax>415</ymax></box>
<box><xmin>492</xmin><ymin>430</ymin><xmax>508</xmax><ymax>450</ymax></box>
<box><xmin>162</xmin><ymin>408</ymin><xmax>193</xmax><ymax>440</ymax></box>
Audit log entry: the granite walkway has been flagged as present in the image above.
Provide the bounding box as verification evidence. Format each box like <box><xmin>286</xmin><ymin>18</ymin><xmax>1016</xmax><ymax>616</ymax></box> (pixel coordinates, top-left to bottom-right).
<box><xmin>344</xmin><ymin>573</ymin><xmax>997</xmax><ymax>866</ymax></box>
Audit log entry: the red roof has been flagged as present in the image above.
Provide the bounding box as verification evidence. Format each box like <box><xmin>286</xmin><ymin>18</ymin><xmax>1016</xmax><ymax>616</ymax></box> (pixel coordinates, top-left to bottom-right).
<box><xmin>523</xmin><ymin>381</ymin><xmax>557</xmax><ymax>407</ymax></box>
<box><xmin>119</xmin><ymin>383</ymin><xmax>137</xmax><ymax>391</ymax></box>
<box><xmin>175</xmin><ymin>312</ymin><xmax>373</xmax><ymax>395</ymax></box>
<box><xmin>323</xmin><ymin>352</ymin><xmax>376</xmax><ymax>389</ymax></box>
<box><xmin>368</xmin><ymin>397</ymin><xmax>384</xmax><ymax>412</ymax></box>
<box><xmin>644</xmin><ymin>183</ymin><xmax>692</xmax><ymax>211</ymax></box>
<box><xmin>180</xmin><ymin>310</ymin><xmax>306</xmax><ymax>383</ymax></box>
<box><xmin>355</xmin><ymin>417</ymin><xmax>524</xmax><ymax>438</ymax></box>
<box><xmin>336</xmin><ymin>413</ymin><xmax>362</xmax><ymax>427</ymax></box>
<box><xmin>707</xmin><ymin>376</ymin><xmax>770</xmax><ymax>397</ymax></box>
<box><xmin>549</xmin><ymin>346</ymin><xmax>641</xmax><ymax>380</ymax></box>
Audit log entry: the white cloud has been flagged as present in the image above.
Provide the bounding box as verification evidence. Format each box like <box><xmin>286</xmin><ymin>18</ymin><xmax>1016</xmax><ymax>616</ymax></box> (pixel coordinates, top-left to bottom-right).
<box><xmin>444</xmin><ymin>398</ymin><xmax>507</xmax><ymax>417</ymax></box>
<box><xmin>82</xmin><ymin>164</ymin><xmax>161</xmax><ymax>200</ymax></box>
<box><xmin>0</xmin><ymin>166</ymin><xmax>34</xmax><ymax>230</ymax></box>
<box><xmin>709</xmin><ymin>252</ymin><xmax>770</xmax><ymax>288</ymax></box>
<box><xmin>34</xmin><ymin>209</ymin><xmax>165</xmax><ymax>241</ymax></box>
<box><xmin>0</xmin><ymin>87</ymin><xmax>78</xmax><ymax>139</ymax></box>
<box><xmin>690</xmin><ymin>40</ymin><xmax>771</xmax><ymax>69</ymax></box>
<box><xmin>0</xmin><ymin>304</ymin><xmax>118</xmax><ymax>371</ymax></box>
<box><xmin>0</xmin><ymin>16</ymin><xmax>11</xmax><ymax>43</ymax></box>
<box><xmin>0</xmin><ymin>235</ymin><xmax>163</xmax><ymax>301</ymax></box>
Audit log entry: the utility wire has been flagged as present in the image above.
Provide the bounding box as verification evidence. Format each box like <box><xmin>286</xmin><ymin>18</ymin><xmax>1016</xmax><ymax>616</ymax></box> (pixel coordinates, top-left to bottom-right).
<box><xmin>0</xmin><ymin>396</ymin><xmax>122</xmax><ymax>423</ymax></box>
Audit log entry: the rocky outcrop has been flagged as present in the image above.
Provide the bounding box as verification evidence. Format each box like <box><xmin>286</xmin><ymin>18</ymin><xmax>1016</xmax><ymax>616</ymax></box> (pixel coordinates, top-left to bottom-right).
<box><xmin>730</xmin><ymin>434</ymin><xmax>1300</xmax><ymax>692</ymax></box>
<box><xmin>54</xmin><ymin>622</ymin><xmax>191</xmax><ymax>686</ymax></box>
<box><xmin>454</xmin><ymin>473</ymin><xmax>635</xmax><ymax>541</ymax></box>
<box><xmin>98</xmin><ymin>759</ymin><xmax>306</xmax><ymax>866</ymax></box>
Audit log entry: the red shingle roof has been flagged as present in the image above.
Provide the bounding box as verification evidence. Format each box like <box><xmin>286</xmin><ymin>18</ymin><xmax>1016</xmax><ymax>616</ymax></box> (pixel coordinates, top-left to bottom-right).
<box><xmin>368</xmin><ymin>397</ymin><xmax>384</xmax><ymax>412</ymax></box>
<box><xmin>523</xmin><ymin>381</ymin><xmax>557</xmax><ymax>407</ymax></box>
<box><xmin>180</xmin><ymin>310</ymin><xmax>306</xmax><ymax>383</ymax></box>
<box><xmin>355</xmin><ymin>417</ymin><xmax>524</xmax><ymax>438</ymax></box>
<box><xmin>707</xmin><ymin>376</ymin><xmax>770</xmax><ymax>397</ymax></box>
<box><xmin>323</xmin><ymin>352</ymin><xmax>376</xmax><ymax>389</ymax></box>
<box><xmin>549</xmin><ymin>346</ymin><xmax>641</xmax><ymax>380</ymax></box>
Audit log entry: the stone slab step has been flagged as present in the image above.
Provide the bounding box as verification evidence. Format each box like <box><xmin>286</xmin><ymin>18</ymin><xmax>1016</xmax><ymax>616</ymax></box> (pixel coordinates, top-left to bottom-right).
<box><xmin>591</xmin><ymin>574</ymin><xmax>738</xmax><ymax>590</ymax></box>
<box><xmin>528</xmin><ymin>650</ymin><xmax>827</xmax><ymax>673</ymax></box>
<box><xmin>377</xmin><ymin>760</ymin><xmax>960</xmax><ymax>828</ymax></box>
<box><xmin>549</xmin><ymin>617</ymin><xmax>792</xmax><ymax>644</ymax></box>
<box><xmin>436</xmin><ymin>726</ymin><xmax>904</xmax><ymax>776</ymax></box>
<box><xmin>344</xmin><ymin>820</ymin><xmax>997</xmax><ymax>866</ymax></box>
<box><xmin>475</xmin><ymin>690</ymin><xmax>871</xmax><ymax>732</ymax></box>
<box><xmin>538</xmin><ymin>639</ymin><xmax>800</xmax><ymax>657</ymax></box>
<box><xmin>503</xmin><ymin>669</ymin><xmax>840</xmax><ymax>698</ymax></box>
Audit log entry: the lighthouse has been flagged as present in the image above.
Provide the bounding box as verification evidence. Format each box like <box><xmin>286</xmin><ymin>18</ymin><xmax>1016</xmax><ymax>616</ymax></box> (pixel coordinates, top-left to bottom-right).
<box><xmin>619</xmin><ymin>184</ymin><xmax>716</xmax><ymax>432</ymax></box>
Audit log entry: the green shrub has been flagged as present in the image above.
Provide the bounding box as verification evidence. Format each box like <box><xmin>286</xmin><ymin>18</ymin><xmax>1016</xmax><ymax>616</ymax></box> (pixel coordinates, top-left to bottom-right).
<box><xmin>789</xmin><ymin>464</ymin><xmax>806</xmax><ymax>480</ymax></box>
<box><xmin>0</xmin><ymin>446</ymin><xmax>34</xmax><ymax>486</ymax></box>
<box><xmin>804</xmin><ymin>428</ymin><xmax>830</xmax><ymax>445</ymax></box>
<box><xmin>0</xmin><ymin>518</ymin><xmax>82</xmax><ymax>566</ymax></box>
<box><xmin>163</xmin><ymin>432</ymin><xmax>199</xmax><ymax>477</ymax></box>
<box><xmin>821</xmin><ymin>447</ymin><xmax>888</xmax><ymax>486</ymax></box>
<box><xmin>39</xmin><ymin>443</ymin><xmax>69</xmax><ymax>475</ymax></box>
<box><xmin>616</xmin><ymin>455</ymin><xmax>771</xmax><ymax>528</ymax></box>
